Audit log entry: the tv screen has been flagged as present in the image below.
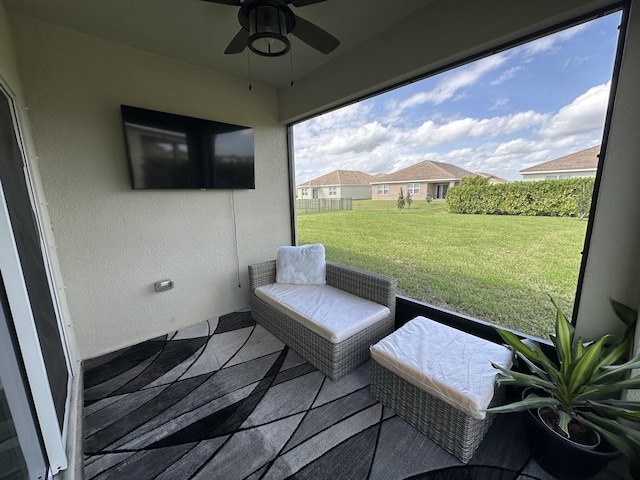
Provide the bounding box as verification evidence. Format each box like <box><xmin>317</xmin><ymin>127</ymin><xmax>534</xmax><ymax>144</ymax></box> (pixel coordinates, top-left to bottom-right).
<box><xmin>121</xmin><ymin>105</ymin><xmax>255</xmax><ymax>189</ymax></box>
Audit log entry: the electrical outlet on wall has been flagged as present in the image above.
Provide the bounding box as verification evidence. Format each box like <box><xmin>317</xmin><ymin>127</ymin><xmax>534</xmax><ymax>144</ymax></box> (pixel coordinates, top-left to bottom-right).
<box><xmin>154</xmin><ymin>279</ymin><xmax>174</xmax><ymax>292</ymax></box>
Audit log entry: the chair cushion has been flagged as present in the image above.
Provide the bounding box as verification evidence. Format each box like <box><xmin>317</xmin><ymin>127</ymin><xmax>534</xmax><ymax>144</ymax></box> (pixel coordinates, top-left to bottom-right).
<box><xmin>370</xmin><ymin>316</ymin><xmax>512</xmax><ymax>419</ymax></box>
<box><xmin>276</xmin><ymin>244</ymin><xmax>326</xmax><ymax>285</ymax></box>
<box><xmin>255</xmin><ymin>283</ymin><xmax>390</xmax><ymax>343</ymax></box>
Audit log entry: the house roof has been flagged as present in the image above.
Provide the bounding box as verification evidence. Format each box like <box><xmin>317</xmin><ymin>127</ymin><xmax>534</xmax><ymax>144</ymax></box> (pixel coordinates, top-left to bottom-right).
<box><xmin>298</xmin><ymin>170</ymin><xmax>378</xmax><ymax>187</ymax></box>
<box><xmin>476</xmin><ymin>172</ymin><xmax>510</xmax><ymax>184</ymax></box>
<box><xmin>519</xmin><ymin>145</ymin><xmax>600</xmax><ymax>174</ymax></box>
<box><xmin>371</xmin><ymin>160</ymin><xmax>476</xmax><ymax>184</ymax></box>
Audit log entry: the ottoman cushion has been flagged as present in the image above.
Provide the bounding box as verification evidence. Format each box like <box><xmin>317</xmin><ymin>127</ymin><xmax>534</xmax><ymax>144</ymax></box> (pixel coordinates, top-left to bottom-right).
<box><xmin>370</xmin><ymin>316</ymin><xmax>512</xmax><ymax>419</ymax></box>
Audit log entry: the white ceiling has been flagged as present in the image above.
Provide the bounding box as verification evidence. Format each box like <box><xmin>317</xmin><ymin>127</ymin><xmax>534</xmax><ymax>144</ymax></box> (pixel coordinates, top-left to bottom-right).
<box><xmin>4</xmin><ymin>0</ymin><xmax>431</xmax><ymax>89</ymax></box>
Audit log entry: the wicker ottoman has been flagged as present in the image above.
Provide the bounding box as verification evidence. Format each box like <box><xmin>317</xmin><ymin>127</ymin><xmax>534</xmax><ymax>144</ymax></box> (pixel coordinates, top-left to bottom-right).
<box><xmin>370</xmin><ymin>316</ymin><xmax>512</xmax><ymax>463</ymax></box>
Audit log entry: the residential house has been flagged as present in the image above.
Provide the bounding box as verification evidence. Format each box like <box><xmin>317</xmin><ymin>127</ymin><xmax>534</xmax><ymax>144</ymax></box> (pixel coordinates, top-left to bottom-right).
<box><xmin>476</xmin><ymin>172</ymin><xmax>510</xmax><ymax>184</ymax></box>
<box><xmin>520</xmin><ymin>145</ymin><xmax>600</xmax><ymax>181</ymax></box>
<box><xmin>1</xmin><ymin>1</ymin><xmax>639</xmax><ymax>477</ymax></box>
<box><xmin>370</xmin><ymin>160</ymin><xmax>476</xmax><ymax>200</ymax></box>
<box><xmin>296</xmin><ymin>170</ymin><xmax>378</xmax><ymax>199</ymax></box>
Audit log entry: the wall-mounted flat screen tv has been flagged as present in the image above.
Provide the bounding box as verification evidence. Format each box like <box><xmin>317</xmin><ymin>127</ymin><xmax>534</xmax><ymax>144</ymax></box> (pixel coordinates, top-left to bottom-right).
<box><xmin>121</xmin><ymin>105</ymin><xmax>255</xmax><ymax>189</ymax></box>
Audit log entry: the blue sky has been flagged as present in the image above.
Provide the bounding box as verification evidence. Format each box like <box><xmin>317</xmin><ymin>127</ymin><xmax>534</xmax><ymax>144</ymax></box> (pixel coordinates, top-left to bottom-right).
<box><xmin>293</xmin><ymin>11</ymin><xmax>621</xmax><ymax>184</ymax></box>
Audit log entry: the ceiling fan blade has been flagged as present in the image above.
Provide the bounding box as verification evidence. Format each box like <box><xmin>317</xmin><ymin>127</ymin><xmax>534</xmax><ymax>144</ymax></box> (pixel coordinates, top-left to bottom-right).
<box><xmin>287</xmin><ymin>0</ymin><xmax>329</xmax><ymax>7</ymax></box>
<box><xmin>292</xmin><ymin>15</ymin><xmax>339</xmax><ymax>54</ymax></box>
<box><xmin>224</xmin><ymin>29</ymin><xmax>249</xmax><ymax>54</ymax></box>
<box><xmin>201</xmin><ymin>0</ymin><xmax>242</xmax><ymax>5</ymax></box>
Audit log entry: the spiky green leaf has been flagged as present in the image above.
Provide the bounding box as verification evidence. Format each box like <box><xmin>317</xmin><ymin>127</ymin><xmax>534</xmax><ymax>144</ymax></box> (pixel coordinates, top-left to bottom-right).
<box><xmin>586</xmin><ymin>399</ymin><xmax>640</xmax><ymax>422</ymax></box>
<box><xmin>486</xmin><ymin>395</ymin><xmax>560</xmax><ymax>414</ymax></box>
<box><xmin>579</xmin><ymin>411</ymin><xmax>640</xmax><ymax>459</ymax></box>
<box><xmin>551</xmin><ymin>303</ymin><xmax>573</xmax><ymax>374</ymax></box>
<box><xmin>516</xmin><ymin>352</ymin><xmax>551</xmax><ymax>380</ymax></box>
<box><xmin>590</xmin><ymin>374</ymin><xmax>640</xmax><ymax>394</ymax></box>
<box><xmin>604</xmin><ymin>352</ymin><xmax>640</xmax><ymax>370</ymax></box>
<box><xmin>496</xmin><ymin>330</ymin><xmax>540</xmax><ymax>363</ymax></box>
<box><xmin>597</xmin><ymin>336</ymin><xmax>633</xmax><ymax>371</ymax></box>
<box><xmin>566</xmin><ymin>336</ymin><xmax>608</xmax><ymax>393</ymax></box>
<box><xmin>611</xmin><ymin>299</ymin><xmax>638</xmax><ymax>328</ymax></box>
<box><xmin>554</xmin><ymin>410</ymin><xmax>571</xmax><ymax>436</ymax></box>
<box><xmin>490</xmin><ymin>362</ymin><xmax>555</xmax><ymax>390</ymax></box>
<box><xmin>521</xmin><ymin>340</ymin><xmax>563</xmax><ymax>385</ymax></box>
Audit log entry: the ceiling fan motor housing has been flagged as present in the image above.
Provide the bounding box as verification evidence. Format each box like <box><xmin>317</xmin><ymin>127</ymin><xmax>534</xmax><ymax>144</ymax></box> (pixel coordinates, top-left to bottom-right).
<box><xmin>240</xmin><ymin>0</ymin><xmax>296</xmax><ymax>56</ymax></box>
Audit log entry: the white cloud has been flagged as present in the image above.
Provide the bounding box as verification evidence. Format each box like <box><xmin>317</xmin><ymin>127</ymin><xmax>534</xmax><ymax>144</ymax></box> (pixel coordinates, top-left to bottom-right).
<box><xmin>404</xmin><ymin>110</ymin><xmax>548</xmax><ymax>148</ymax></box>
<box><xmin>297</xmin><ymin>102</ymin><xmax>372</xmax><ymax>139</ymax></box>
<box><xmin>490</xmin><ymin>98</ymin><xmax>510</xmax><ymax>110</ymax></box>
<box><xmin>490</xmin><ymin>66</ymin><xmax>522</xmax><ymax>85</ymax></box>
<box><xmin>522</xmin><ymin>23</ymin><xmax>587</xmax><ymax>57</ymax></box>
<box><xmin>293</xmin><ymin>87</ymin><xmax>606</xmax><ymax>184</ymax></box>
<box><xmin>315</xmin><ymin>121</ymin><xmax>393</xmax><ymax>155</ymax></box>
<box><xmin>294</xmin><ymin>94</ymin><xmax>606</xmax><ymax>183</ymax></box>
<box><xmin>397</xmin><ymin>54</ymin><xmax>508</xmax><ymax>111</ymax></box>
<box><xmin>294</xmin><ymin>60</ymin><xmax>611</xmax><ymax>185</ymax></box>
<box><xmin>536</xmin><ymin>82</ymin><xmax>611</xmax><ymax>138</ymax></box>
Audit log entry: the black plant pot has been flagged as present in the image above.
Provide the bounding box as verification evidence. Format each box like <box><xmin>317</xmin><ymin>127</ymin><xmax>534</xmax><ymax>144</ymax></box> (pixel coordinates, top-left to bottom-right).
<box><xmin>630</xmin><ymin>458</ymin><xmax>640</xmax><ymax>480</ymax></box>
<box><xmin>523</xmin><ymin>408</ymin><xmax>621</xmax><ymax>480</ymax></box>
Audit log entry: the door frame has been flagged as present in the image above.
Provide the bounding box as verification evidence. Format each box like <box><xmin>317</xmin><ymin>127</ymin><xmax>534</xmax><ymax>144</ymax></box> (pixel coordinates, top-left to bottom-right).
<box><xmin>0</xmin><ymin>83</ymin><xmax>69</xmax><ymax>475</ymax></box>
<box><xmin>0</xmin><ymin>180</ymin><xmax>68</xmax><ymax>475</ymax></box>
<box><xmin>0</xmin><ymin>279</ymin><xmax>47</xmax><ymax>479</ymax></box>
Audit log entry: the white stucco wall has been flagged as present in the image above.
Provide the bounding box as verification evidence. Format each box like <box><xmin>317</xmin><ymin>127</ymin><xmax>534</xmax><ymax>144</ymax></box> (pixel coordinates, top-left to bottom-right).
<box><xmin>1</xmin><ymin>5</ymin><xmax>80</xmax><ymax>367</ymax></box>
<box><xmin>298</xmin><ymin>185</ymin><xmax>369</xmax><ymax>199</ymax></box>
<box><xmin>0</xmin><ymin>5</ymin><xmax>19</xmax><ymax>90</ymax></box>
<box><xmin>8</xmin><ymin>12</ymin><xmax>291</xmax><ymax>359</ymax></box>
<box><xmin>521</xmin><ymin>171</ymin><xmax>597</xmax><ymax>182</ymax></box>
<box><xmin>340</xmin><ymin>185</ymin><xmax>372</xmax><ymax>200</ymax></box>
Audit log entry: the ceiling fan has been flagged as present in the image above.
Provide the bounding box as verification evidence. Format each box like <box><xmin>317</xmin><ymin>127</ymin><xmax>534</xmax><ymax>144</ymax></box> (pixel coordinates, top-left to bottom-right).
<box><xmin>202</xmin><ymin>0</ymin><xmax>340</xmax><ymax>57</ymax></box>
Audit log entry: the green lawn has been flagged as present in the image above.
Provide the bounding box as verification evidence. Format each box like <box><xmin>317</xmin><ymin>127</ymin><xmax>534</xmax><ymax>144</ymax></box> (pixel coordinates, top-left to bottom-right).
<box><xmin>296</xmin><ymin>199</ymin><xmax>588</xmax><ymax>339</ymax></box>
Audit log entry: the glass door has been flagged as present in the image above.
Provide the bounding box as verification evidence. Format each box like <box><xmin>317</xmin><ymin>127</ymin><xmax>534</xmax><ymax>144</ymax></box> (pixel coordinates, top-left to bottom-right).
<box><xmin>0</xmin><ymin>376</ymin><xmax>28</xmax><ymax>479</ymax></box>
<box><xmin>0</xmin><ymin>276</ymin><xmax>46</xmax><ymax>480</ymax></box>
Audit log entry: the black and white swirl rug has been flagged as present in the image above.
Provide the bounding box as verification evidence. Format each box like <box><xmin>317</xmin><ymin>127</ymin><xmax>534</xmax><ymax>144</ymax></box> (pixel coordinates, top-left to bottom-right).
<box><xmin>82</xmin><ymin>311</ymin><xmax>628</xmax><ymax>480</ymax></box>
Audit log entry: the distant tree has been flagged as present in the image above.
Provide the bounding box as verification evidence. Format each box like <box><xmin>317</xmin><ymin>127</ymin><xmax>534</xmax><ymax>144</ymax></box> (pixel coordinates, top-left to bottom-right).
<box><xmin>406</xmin><ymin>189</ymin><xmax>413</xmax><ymax>209</ymax></box>
<box><xmin>397</xmin><ymin>188</ymin><xmax>406</xmax><ymax>213</ymax></box>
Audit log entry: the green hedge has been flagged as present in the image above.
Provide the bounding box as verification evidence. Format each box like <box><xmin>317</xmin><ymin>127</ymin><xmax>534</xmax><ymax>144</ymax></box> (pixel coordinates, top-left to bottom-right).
<box><xmin>446</xmin><ymin>178</ymin><xmax>595</xmax><ymax>217</ymax></box>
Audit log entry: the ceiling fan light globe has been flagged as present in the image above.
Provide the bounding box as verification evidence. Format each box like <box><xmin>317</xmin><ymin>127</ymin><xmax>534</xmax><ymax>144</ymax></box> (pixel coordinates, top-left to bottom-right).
<box><xmin>249</xmin><ymin>32</ymin><xmax>289</xmax><ymax>56</ymax></box>
<box><xmin>248</xmin><ymin>4</ymin><xmax>290</xmax><ymax>57</ymax></box>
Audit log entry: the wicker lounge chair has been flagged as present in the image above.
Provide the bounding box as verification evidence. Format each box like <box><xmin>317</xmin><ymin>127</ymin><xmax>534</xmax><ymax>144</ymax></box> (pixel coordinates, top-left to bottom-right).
<box><xmin>248</xmin><ymin>260</ymin><xmax>396</xmax><ymax>381</ymax></box>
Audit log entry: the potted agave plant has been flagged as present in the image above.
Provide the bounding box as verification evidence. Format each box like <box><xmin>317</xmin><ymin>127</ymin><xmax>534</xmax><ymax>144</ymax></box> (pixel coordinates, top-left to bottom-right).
<box><xmin>487</xmin><ymin>299</ymin><xmax>640</xmax><ymax>480</ymax></box>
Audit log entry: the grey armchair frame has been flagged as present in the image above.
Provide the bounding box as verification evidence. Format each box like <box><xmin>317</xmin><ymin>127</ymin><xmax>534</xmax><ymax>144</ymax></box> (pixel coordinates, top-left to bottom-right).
<box><xmin>248</xmin><ymin>260</ymin><xmax>396</xmax><ymax>380</ymax></box>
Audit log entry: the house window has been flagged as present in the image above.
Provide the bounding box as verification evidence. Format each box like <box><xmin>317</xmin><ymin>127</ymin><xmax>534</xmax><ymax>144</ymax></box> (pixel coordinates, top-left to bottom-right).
<box><xmin>301</xmin><ymin>187</ymin><xmax>308</xmax><ymax>196</ymax></box>
<box><xmin>408</xmin><ymin>183</ymin><xmax>420</xmax><ymax>195</ymax></box>
<box><xmin>292</xmin><ymin>11</ymin><xmax>622</xmax><ymax>341</ymax></box>
<box><xmin>329</xmin><ymin>186</ymin><xmax>337</xmax><ymax>196</ymax></box>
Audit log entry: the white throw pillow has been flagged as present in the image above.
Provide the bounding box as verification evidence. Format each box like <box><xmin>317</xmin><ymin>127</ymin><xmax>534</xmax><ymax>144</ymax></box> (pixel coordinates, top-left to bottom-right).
<box><xmin>276</xmin><ymin>244</ymin><xmax>326</xmax><ymax>285</ymax></box>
